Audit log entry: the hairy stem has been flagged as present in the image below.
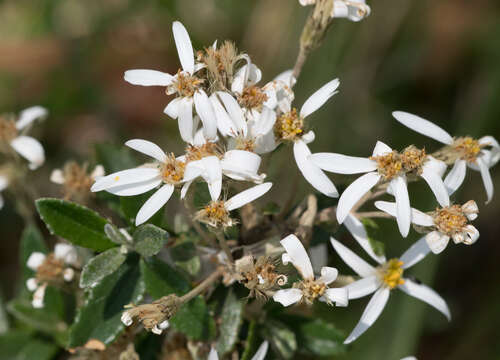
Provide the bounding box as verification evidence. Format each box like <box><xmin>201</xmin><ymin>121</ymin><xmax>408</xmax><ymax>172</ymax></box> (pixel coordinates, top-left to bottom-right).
<box><xmin>180</xmin><ymin>268</ymin><xmax>224</xmax><ymax>303</ymax></box>
<box><xmin>215</xmin><ymin>230</ymin><xmax>234</xmax><ymax>263</ymax></box>
<box><xmin>355</xmin><ymin>211</ymin><xmax>393</xmax><ymax>219</ymax></box>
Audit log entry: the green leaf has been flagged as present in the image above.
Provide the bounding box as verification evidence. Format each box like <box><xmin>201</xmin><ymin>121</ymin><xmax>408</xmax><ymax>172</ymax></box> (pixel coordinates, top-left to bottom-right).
<box><xmin>36</xmin><ymin>198</ymin><xmax>115</xmax><ymax>252</ymax></box>
<box><xmin>170</xmin><ymin>238</ymin><xmax>200</xmax><ymax>277</ymax></box>
<box><xmin>0</xmin><ymin>292</ymin><xmax>8</xmax><ymax>335</ymax></box>
<box><xmin>14</xmin><ymin>339</ymin><xmax>59</xmax><ymax>360</ymax></box>
<box><xmin>170</xmin><ymin>297</ymin><xmax>216</xmax><ymax>341</ymax></box>
<box><xmin>262</xmin><ymin>202</ymin><xmax>281</xmax><ymax>215</ymax></box>
<box><xmin>0</xmin><ymin>331</ymin><xmax>59</xmax><ymax>360</ymax></box>
<box><xmin>133</xmin><ymin>224</ymin><xmax>169</xmax><ymax>257</ymax></box>
<box><xmin>261</xmin><ymin>320</ymin><xmax>296</xmax><ymax>359</ymax></box>
<box><xmin>68</xmin><ymin>255</ymin><xmax>145</xmax><ymax>347</ymax></box>
<box><xmin>120</xmin><ymin>192</ymin><xmax>164</xmax><ymax>227</ymax></box>
<box><xmin>80</xmin><ymin>248</ymin><xmax>127</xmax><ymax>288</ymax></box>
<box><xmin>95</xmin><ymin>143</ymin><xmax>138</xmax><ymax>173</ymax></box>
<box><xmin>140</xmin><ymin>258</ymin><xmax>190</xmax><ymax>298</ymax></box>
<box><xmin>19</xmin><ymin>225</ymin><xmax>47</xmax><ymax>283</ymax></box>
<box><xmin>360</xmin><ymin>218</ymin><xmax>385</xmax><ymax>257</ymax></box>
<box><xmin>295</xmin><ymin>318</ymin><xmax>346</xmax><ymax>356</ymax></box>
<box><xmin>216</xmin><ymin>289</ymin><xmax>245</xmax><ymax>355</ymax></box>
<box><xmin>193</xmin><ymin>181</ymin><xmax>211</xmax><ymax>208</ymax></box>
<box><xmin>104</xmin><ymin>224</ymin><xmax>130</xmax><ymax>246</ymax></box>
<box><xmin>241</xmin><ymin>320</ymin><xmax>258</xmax><ymax>360</ymax></box>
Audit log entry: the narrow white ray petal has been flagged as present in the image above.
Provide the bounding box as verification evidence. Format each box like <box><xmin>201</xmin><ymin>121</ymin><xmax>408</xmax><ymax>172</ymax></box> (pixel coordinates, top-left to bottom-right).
<box><xmin>183</xmin><ymin>161</ymin><xmax>205</xmax><ymax>182</ymax></box>
<box><xmin>372</xmin><ymin>141</ymin><xmax>392</xmax><ymax>157</ymax></box>
<box><xmin>178</xmin><ymin>97</ymin><xmax>194</xmax><ymax>144</ymax></box>
<box><xmin>421</xmin><ymin>160</ymin><xmax>450</xmax><ymax>207</ymax></box>
<box><xmin>225</xmin><ymin>182</ymin><xmax>272</xmax><ymax>211</ymax></box>
<box><xmin>280</xmin><ymin>234</ymin><xmax>314</xmax><ymax>280</ymax></box>
<box><xmin>479</xmin><ymin>135</ymin><xmax>500</xmax><ymax>149</ymax></box>
<box><xmin>16</xmin><ymin>106</ymin><xmax>47</xmax><ymax>130</ymax></box>
<box><xmin>200</xmin><ymin>156</ymin><xmax>222</xmax><ymax>201</ymax></box>
<box><xmin>302</xmin><ymin>130</ymin><xmax>315</xmax><ymax>144</ymax></box>
<box><xmin>10</xmin><ymin>136</ymin><xmax>45</xmax><ymax>169</ymax></box>
<box><xmin>50</xmin><ymin>169</ymin><xmax>65</xmax><ymax>184</ymax></box>
<box><xmin>374</xmin><ymin>201</ymin><xmax>434</xmax><ymax>227</ymax></box>
<box><xmin>345</xmin><ymin>214</ymin><xmax>386</xmax><ymax>264</ymax></box>
<box><xmin>221</xmin><ymin>150</ymin><xmax>262</xmax><ymax>181</ymax></box>
<box><xmin>344</xmin><ymin>275</ymin><xmax>380</xmax><ymax>300</ymax></box>
<box><xmin>180</xmin><ymin>180</ymin><xmax>192</xmax><ymax>199</ymax></box>
<box><xmin>273</xmin><ymin>288</ymin><xmax>303</xmax><ymax>307</ymax></box>
<box><xmin>329</xmin><ymin>237</ymin><xmax>375</xmax><ymax>277</ymax></box>
<box><xmin>400</xmin><ymin>237</ymin><xmax>432</xmax><ymax>269</ymax></box>
<box><xmin>392</xmin><ymin>111</ymin><xmax>453</xmax><ymax>145</ymax></box>
<box><xmin>27</xmin><ymin>252</ymin><xmax>46</xmax><ymax>270</ymax></box>
<box><xmin>208</xmin><ymin>347</ymin><xmax>219</xmax><ymax>360</ymax></box>
<box><xmin>319</xmin><ymin>266</ymin><xmax>338</xmax><ymax>285</ymax></box>
<box><xmin>309</xmin><ymin>153</ymin><xmax>377</xmax><ymax>174</ymax></box>
<box><xmin>216</xmin><ymin>92</ymin><xmax>247</xmax><ymax>136</ymax></box>
<box><xmin>250</xmin><ymin>341</ymin><xmax>269</xmax><ymax>360</ymax></box>
<box><xmin>293</xmin><ymin>140</ymin><xmax>338</xmax><ymax>198</ymax></box>
<box><xmin>476</xmin><ymin>157</ymin><xmax>494</xmax><ymax>204</ymax></box>
<box><xmin>333</xmin><ymin>1</ymin><xmax>349</xmax><ymax>18</ymax></box>
<box><xmin>164</xmin><ymin>97</ymin><xmax>181</xmax><ymax>119</ymax></box>
<box><xmin>124</xmin><ymin>69</ymin><xmax>173</xmax><ymax>86</ymax></box>
<box><xmin>135</xmin><ymin>184</ymin><xmax>174</xmax><ymax>225</ymax></box>
<box><xmin>273</xmin><ymin>69</ymin><xmax>296</xmax><ymax>87</ymax></box>
<box><xmin>107</xmin><ymin>177</ymin><xmax>162</xmax><ymax>196</ymax></box>
<box><xmin>300</xmin><ymin>78</ymin><xmax>339</xmax><ymax>118</ymax></box>
<box><xmin>231</xmin><ymin>65</ymin><xmax>246</xmax><ymax>94</ymax></box>
<box><xmin>323</xmin><ymin>288</ymin><xmax>349</xmax><ymax>307</ymax></box>
<box><xmin>251</xmin><ymin>106</ymin><xmax>276</xmax><ymax>137</ymax></box>
<box><xmin>125</xmin><ymin>139</ymin><xmax>166</xmax><ymax>163</ymax></box>
<box><xmin>91</xmin><ymin>168</ymin><xmax>159</xmax><ymax>192</ymax></box>
<box><xmin>344</xmin><ymin>287</ymin><xmax>390</xmax><ymax>344</ymax></box>
<box><xmin>464</xmin><ymin>225</ymin><xmax>479</xmax><ymax>244</ymax></box>
<box><xmin>194</xmin><ymin>90</ymin><xmax>217</xmax><ymax>140</ymax></box>
<box><xmin>425</xmin><ymin>231</ymin><xmax>450</xmax><ymax>254</ymax></box>
<box><xmin>210</xmin><ymin>94</ymin><xmax>236</xmax><ymax>137</ymax></box>
<box><xmin>337</xmin><ymin>172</ymin><xmax>380</xmax><ymax>224</ymax></box>
<box><xmin>91</xmin><ymin>165</ymin><xmax>105</xmax><ymax>180</ymax></box>
<box><xmin>398</xmin><ymin>279</ymin><xmax>451</xmax><ymax>320</ymax></box>
<box><xmin>172</xmin><ymin>21</ymin><xmax>194</xmax><ymax>74</ymax></box>
<box><xmin>392</xmin><ymin>176</ymin><xmax>411</xmax><ymax>237</ymax></box>
<box><xmin>444</xmin><ymin>159</ymin><xmax>467</xmax><ymax>195</ymax></box>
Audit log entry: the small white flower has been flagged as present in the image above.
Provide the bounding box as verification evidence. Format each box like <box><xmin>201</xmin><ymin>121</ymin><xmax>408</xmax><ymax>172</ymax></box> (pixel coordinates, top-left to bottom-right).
<box><xmin>32</xmin><ymin>283</ymin><xmax>47</xmax><ymax>309</ymax></box>
<box><xmin>273</xmin><ymin>234</ymin><xmax>348</xmax><ymax>307</ymax></box>
<box><xmin>121</xmin><ymin>311</ymin><xmax>133</xmax><ymax>326</ymax></box>
<box><xmin>330</xmin><ymin>235</ymin><xmax>450</xmax><ymax>344</ymax></box>
<box><xmin>63</xmin><ymin>268</ymin><xmax>75</xmax><ymax>282</ymax></box>
<box><xmin>50</xmin><ymin>164</ymin><xmax>104</xmax><ymax>185</ymax></box>
<box><xmin>299</xmin><ymin>0</ymin><xmax>371</xmax><ymax>22</ymax></box>
<box><xmin>0</xmin><ymin>106</ymin><xmax>47</xmax><ymax>169</ymax></box>
<box><xmin>393</xmin><ymin>111</ymin><xmax>500</xmax><ymax>203</ymax></box>
<box><xmin>124</xmin><ymin>22</ymin><xmax>217</xmax><ymax>143</ymax></box>
<box><xmin>27</xmin><ymin>252</ymin><xmax>46</xmax><ymax>271</ymax></box>
<box><xmin>375</xmin><ymin>200</ymin><xmax>479</xmax><ymax>254</ymax></box>
<box><xmin>26</xmin><ymin>278</ymin><xmax>38</xmax><ymax>291</ymax></box>
<box><xmin>54</xmin><ymin>243</ymin><xmax>79</xmax><ymax>266</ymax></box>
<box><xmin>151</xmin><ymin>320</ymin><xmax>170</xmax><ymax>335</ymax></box>
<box><xmin>208</xmin><ymin>341</ymin><xmax>268</xmax><ymax>360</ymax></box>
<box><xmin>311</xmin><ymin>141</ymin><xmax>450</xmax><ymax>237</ymax></box>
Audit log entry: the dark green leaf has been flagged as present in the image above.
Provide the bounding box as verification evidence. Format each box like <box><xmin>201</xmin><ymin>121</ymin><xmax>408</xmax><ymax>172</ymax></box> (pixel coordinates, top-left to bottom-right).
<box><xmin>261</xmin><ymin>320</ymin><xmax>296</xmax><ymax>359</ymax></box>
<box><xmin>14</xmin><ymin>339</ymin><xmax>59</xmax><ymax>360</ymax></box>
<box><xmin>295</xmin><ymin>318</ymin><xmax>346</xmax><ymax>356</ymax></box>
<box><xmin>19</xmin><ymin>225</ymin><xmax>47</xmax><ymax>283</ymax></box>
<box><xmin>133</xmin><ymin>224</ymin><xmax>169</xmax><ymax>257</ymax></box>
<box><xmin>360</xmin><ymin>218</ymin><xmax>385</xmax><ymax>257</ymax></box>
<box><xmin>0</xmin><ymin>291</ymin><xmax>8</xmax><ymax>334</ymax></box>
<box><xmin>216</xmin><ymin>289</ymin><xmax>245</xmax><ymax>355</ymax></box>
<box><xmin>170</xmin><ymin>239</ymin><xmax>200</xmax><ymax>277</ymax></box>
<box><xmin>170</xmin><ymin>297</ymin><xmax>216</xmax><ymax>341</ymax></box>
<box><xmin>104</xmin><ymin>224</ymin><xmax>129</xmax><ymax>245</ymax></box>
<box><xmin>140</xmin><ymin>258</ymin><xmax>190</xmax><ymax>298</ymax></box>
<box><xmin>95</xmin><ymin>143</ymin><xmax>138</xmax><ymax>173</ymax></box>
<box><xmin>193</xmin><ymin>181</ymin><xmax>211</xmax><ymax>208</ymax></box>
<box><xmin>68</xmin><ymin>256</ymin><xmax>145</xmax><ymax>347</ymax></box>
<box><xmin>0</xmin><ymin>331</ymin><xmax>59</xmax><ymax>360</ymax></box>
<box><xmin>36</xmin><ymin>198</ymin><xmax>115</xmax><ymax>251</ymax></box>
<box><xmin>80</xmin><ymin>248</ymin><xmax>127</xmax><ymax>288</ymax></box>
<box><xmin>241</xmin><ymin>320</ymin><xmax>258</xmax><ymax>360</ymax></box>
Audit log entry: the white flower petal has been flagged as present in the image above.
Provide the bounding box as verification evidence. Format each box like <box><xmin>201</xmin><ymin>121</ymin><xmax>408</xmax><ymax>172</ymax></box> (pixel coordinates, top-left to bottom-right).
<box><xmin>337</xmin><ymin>172</ymin><xmax>380</xmax><ymax>224</ymax></box>
<box><xmin>400</xmin><ymin>237</ymin><xmax>432</xmax><ymax>269</ymax></box>
<box><xmin>125</xmin><ymin>139</ymin><xmax>167</xmax><ymax>163</ymax></box>
<box><xmin>221</xmin><ymin>150</ymin><xmax>262</xmax><ymax>182</ymax></box>
<box><xmin>273</xmin><ymin>288</ymin><xmax>303</xmax><ymax>307</ymax></box>
<box><xmin>180</xmin><ymin>180</ymin><xmax>192</xmax><ymax>199</ymax></box>
<box><xmin>225</xmin><ymin>182</ymin><xmax>272</xmax><ymax>211</ymax></box>
<box><xmin>178</xmin><ymin>97</ymin><xmax>194</xmax><ymax>144</ymax></box>
<box><xmin>200</xmin><ymin>156</ymin><xmax>222</xmax><ymax>201</ymax></box>
<box><xmin>319</xmin><ymin>266</ymin><xmax>338</xmax><ymax>285</ymax></box>
<box><xmin>250</xmin><ymin>341</ymin><xmax>269</xmax><ymax>360</ymax></box>
<box><xmin>323</xmin><ymin>288</ymin><xmax>349</xmax><ymax>307</ymax></box>
<box><xmin>344</xmin><ymin>214</ymin><xmax>386</xmax><ymax>264</ymax></box>
<box><xmin>50</xmin><ymin>169</ymin><xmax>65</xmax><ymax>184</ymax></box>
<box><xmin>32</xmin><ymin>283</ymin><xmax>47</xmax><ymax>309</ymax></box>
<box><xmin>398</xmin><ymin>278</ymin><xmax>451</xmax><ymax>321</ymax></box>
<box><xmin>421</xmin><ymin>159</ymin><xmax>450</xmax><ymax>207</ymax></box>
<box><xmin>231</xmin><ymin>63</ymin><xmax>262</xmax><ymax>94</ymax></box>
<box><xmin>329</xmin><ymin>237</ymin><xmax>375</xmax><ymax>277</ymax></box>
<box><xmin>372</xmin><ymin>141</ymin><xmax>392</xmax><ymax>157</ymax></box>
<box><xmin>300</xmin><ymin>78</ymin><xmax>339</xmax><ymax>118</ymax></box>
<box><xmin>194</xmin><ymin>90</ymin><xmax>217</xmax><ymax>140</ymax></box>
<box><xmin>210</xmin><ymin>94</ymin><xmax>236</xmax><ymax>137</ymax></box>
<box><xmin>55</xmin><ymin>243</ymin><xmax>78</xmax><ymax>265</ymax></box>
<box><xmin>91</xmin><ymin>165</ymin><xmax>105</xmax><ymax>180</ymax></box>
<box><xmin>444</xmin><ymin>159</ymin><xmax>467</xmax><ymax>195</ymax></box>
<box><xmin>27</xmin><ymin>252</ymin><xmax>46</xmax><ymax>270</ymax></box>
<box><xmin>425</xmin><ymin>231</ymin><xmax>450</xmax><ymax>254</ymax></box>
<box><xmin>10</xmin><ymin>136</ymin><xmax>45</xmax><ymax>169</ymax></box>
<box><xmin>91</xmin><ymin>168</ymin><xmax>160</xmax><ymax>192</ymax></box>
<box><xmin>344</xmin><ymin>276</ymin><xmax>380</xmax><ymax>299</ymax></box>
<box><xmin>464</xmin><ymin>225</ymin><xmax>479</xmax><ymax>244</ymax></box>
<box><xmin>374</xmin><ymin>201</ymin><xmax>434</xmax><ymax>227</ymax></box>
<box><xmin>0</xmin><ymin>175</ymin><xmax>8</xmax><ymax>191</ymax></box>
<box><xmin>135</xmin><ymin>184</ymin><xmax>174</xmax><ymax>225</ymax></box>
<box><xmin>164</xmin><ymin>97</ymin><xmax>181</xmax><ymax>119</ymax></box>
<box><xmin>172</xmin><ymin>21</ymin><xmax>194</xmax><ymax>74</ymax></box>
<box><xmin>476</xmin><ymin>157</ymin><xmax>494</xmax><ymax>204</ymax></box>
<box><xmin>392</xmin><ymin>111</ymin><xmax>453</xmax><ymax>145</ymax></box>
<box><xmin>344</xmin><ymin>287</ymin><xmax>390</xmax><ymax>344</ymax></box>
<box><xmin>26</xmin><ymin>278</ymin><xmax>38</xmax><ymax>291</ymax></box>
<box><xmin>251</xmin><ymin>106</ymin><xmax>276</xmax><ymax>137</ymax></box>
<box><xmin>294</xmin><ymin>140</ymin><xmax>338</xmax><ymax>198</ymax></box>
<box><xmin>273</xmin><ymin>69</ymin><xmax>296</xmax><ymax>87</ymax></box>
<box><xmin>16</xmin><ymin>106</ymin><xmax>47</xmax><ymax>130</ymax></box>
<box><xmin>106</xmin><ymin>177</ymin><xmax>162</xmax><ymax>196</ymax></box>
<box><xmin>280</xmin><ymin>234</ymin><xmax>314</xmax><ymax>280</ymax></box>
<box><xmin>216</xmin><ymin>91</ymin><xmax>247</xmax><ymax>136</ymax></box>
<box><xmin>391</xmin><ymin>176</ymin><xmax>411</xmax><ymax>237</ymax></box>
<box><xmin>208</xmin><ymin>347</ymin><xmax>219</xmax><ymax>360</ymax></box>
<box><xmin>310</xmin><ymin>153</ymin><xmax>377</xmax><ymax>174</ymax></box>
<box><xmin>124</xmin><ymin>69</ymin><xmax>173</xmax><ymax>86</ymax></box>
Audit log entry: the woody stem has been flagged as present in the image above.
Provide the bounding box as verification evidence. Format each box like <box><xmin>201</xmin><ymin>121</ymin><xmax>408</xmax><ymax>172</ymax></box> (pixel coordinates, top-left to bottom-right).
<box><xmin>179</xmin><ymin>268</ymin><xmax>224</xmax><ymax>303</ymax></box>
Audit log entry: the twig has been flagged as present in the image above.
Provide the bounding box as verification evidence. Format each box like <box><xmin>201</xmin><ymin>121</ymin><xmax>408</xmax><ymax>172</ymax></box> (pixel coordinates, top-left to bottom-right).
<box><xmin>180</xmin><ymin>268</ymin><xmax>224</xmax><ymax>303</ymax></box>
<box><xmin>355</xmin><ymin>211</ymin><xmax>393</xmax><ymax>219</ymax></box>
<box><xmin>215</xmin><ymin>230</ymin><xmax>234</xmax><ymax>263</ymax></box>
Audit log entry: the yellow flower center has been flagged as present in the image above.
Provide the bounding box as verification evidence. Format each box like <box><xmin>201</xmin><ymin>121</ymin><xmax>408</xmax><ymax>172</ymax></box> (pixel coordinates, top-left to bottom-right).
<box><xmin>433</xmin><ymin>205</ymin><xmax>468</xmax><ymax>236</ymax></box>
<box><xmin>274</xmin><ymin>108</ymin><xmax>304</xmax><ymax>142</ymax></box>
<box><xmin>185</xmin><ymin>142</ymin><xmax>222</xmax><ymax>162</ymax></box>
<box><xmin>453</xmin><ymin>137</ymin><xmax>482</xmax><ymax>163</ymax></box>
<box><xmin>380</xmin><ymin>258</ymin><xmax>405</xmax><ymax>289</ymax></box>
<box><xmin>195</xmin><ymin>200</ymin><xmax>230</xmax><ymax>228</ymax></box>
<box><xmin>234</xmin><ymin>136</ymin><xmax>255</xmax><ymax>152</ymax></box>
<box><xmin>238</xmin><ymin>85</ymin><xmax>268</xmax><ymax>109</ymax></box>
<box><xmin>296</xmin><ymin>278</ymin><xmax>326</xmax><ymax>304</ymax></box>
<box><xmin>160</xmin><ymin>154</ymin><xmax>186</xmax><ymax>184</ymax></box>
<box><xmin>370</xmin><ymin>146</ymin><xmax>426</xmax><ymax>180</ymax></box>
<box><xmin>171</xmin><ymin>70</ymin><xmax>203</xmax><ymax>98</ymax></box>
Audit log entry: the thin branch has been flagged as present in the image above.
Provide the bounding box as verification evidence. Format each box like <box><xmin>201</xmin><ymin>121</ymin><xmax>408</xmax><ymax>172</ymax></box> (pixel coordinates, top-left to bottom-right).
<box><xmin>180</xmin><ymin>268</ymin><xmax>224</xmax><ymax>303</ymax></box>
<box><xmin>355</xmin><ymin>211</ymin><xmax>393</xmax><ymax>219</ymax></box>
<box><xmin>215</xmin><ymin>230</ymin><xmax>234</xmax><ymax>263</ymax></box>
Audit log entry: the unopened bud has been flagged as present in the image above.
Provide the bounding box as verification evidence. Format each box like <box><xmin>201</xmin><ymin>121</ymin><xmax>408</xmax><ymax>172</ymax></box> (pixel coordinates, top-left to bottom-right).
<box><xmin>121</xmin><ymin>295</ymin><xmax>180</xmax><ymax>334</ymax></box>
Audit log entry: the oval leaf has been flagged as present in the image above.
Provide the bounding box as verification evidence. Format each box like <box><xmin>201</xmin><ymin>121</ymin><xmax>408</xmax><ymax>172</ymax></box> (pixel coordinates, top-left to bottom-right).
<box><xmin>133</xmin><ymin>224</ymin><xmax>169</xmax><ymax>257</ymax></box>
<box><xmin>80</xmin><ymin>248</ymin><xmax>127</xmax><ymax>288</ymax></box>
<box><xmin>216</xmin><ymin>289</ymin><xmax>245</xmax><ymax>355</ymax></box>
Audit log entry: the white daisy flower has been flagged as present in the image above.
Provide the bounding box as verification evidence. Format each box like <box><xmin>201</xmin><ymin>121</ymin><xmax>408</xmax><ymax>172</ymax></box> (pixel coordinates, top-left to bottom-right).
<box><xmin>0</xmin><ymin>106</ymin><xmax>47</xmax><ymax>169</ymax></box>
<box><xmin>124</xmin><ymin>22</ymin><xmax>217</xmax><ymax>144</ymax></box>
<box><xmin>208</xmin><ymin>341</ymin><xmax>269</xmax><ymax>360</ymax></box>
<box><xmin>273</xmin><ymin>234</ymin><xmax>348</xmax><ymax>307</ymax></box>
<box><xmin>330</xmin><ymin>236</ymin><xmax>450</xmax><ymax>344</ymax></box>
<box><xmin>0</xmin><ymin>174</ymin><xmax>8</xmax><ymax>209</ymax></box>
<box><xmin>91</xmin><ymin>139</ymin><xmax>200</xmax><ymax>225</ymax></box>
<box><xmin>50</xmin><ymin>164</ymin><xmax>105</xmax><ymax>185</ymax></box>
<box><xmin>194</xmin><ymin>182</ymin><xmax>272</xmax><ymax>228</ymax></box>
<box><xmin>375</xmin><ymin>200</ymin><xmax>479</xmax><ymax>254</ymax></box>
<box><xmin>310</xmin><ymin>141</ymin><xmax>450</xmax><ymax>237</ymax></box>
<box><xmin>393</xmin><ymin>111</ymin><xmax>500</xmax><ymax>203</ymax></box>
<box><xmin>274</xmin><ymin>79</ymin><xmax>340</xmax><ymax>198</ymax></box>
<box><xmin>299</xmin><ymin>0</ymin><xmax>371</xmax><ymax>22</ymax></box>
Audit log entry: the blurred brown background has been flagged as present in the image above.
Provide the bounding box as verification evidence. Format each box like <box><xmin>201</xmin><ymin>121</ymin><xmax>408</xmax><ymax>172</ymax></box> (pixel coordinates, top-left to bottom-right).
<box><xmin>1</xmin><ymin>0</ymin><xmax>499</xmax><ymax>359</ymax></box>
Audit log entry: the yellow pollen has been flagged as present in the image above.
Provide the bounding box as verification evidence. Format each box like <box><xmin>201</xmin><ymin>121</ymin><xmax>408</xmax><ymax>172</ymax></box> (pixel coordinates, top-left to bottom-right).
<box><xmin>297</xmin><ymin>278</ymin><xmax>326</xmax><ymax>304</ymax></box>
<box><xmin>433</xmin><ymin>205</ymin><xmax>468</xmax><ymax>236</ymax></box>
<box><xmin>381</xmin><ymin>258</ymin><xmax>405</xmax><ymax>289</ymax></box>
<box><xmin>274</xmin><ymin>108</ymin><xmax>304</xmax><ymax>142</ymax></box>
<box><xmin>114</xmin><ymin>176</ymin><xmax>120</xmax><ymax>181</ymax></box>
<box><xmin>370</xmin><ymin>146</ymin><xmax>426</xmax><ymax>180</ymax></box>
<box><xmin>453</xmin><ymin>137</ymin><xmax>482</xmax><ymax>163</ymax></box>
<box><xmin>161</xmin><ymin>154</ymin><xmax>186</xmax><ymax>185</ymax></box>
<box><xmin>238</xmin><ymin>85</ymin><xmax>268</xmax><ymax>109</ymax></box>
<box><xmin>195</xmin><ymin>200</ymin><xmax>231</xmax><ymax>228</ymax></box>
<box><xmin>171</xmin><ymin>70</ymin><xmax>203</xmax><ymax>98</ymax></box>
<box><xmin>235</xmin><ymin>137</ymin><xmax>255</xmax><ymax>152</ymax></box>
<box><xmin>185</xmin><ymin>143</ymin><xmax>222</xmax><ymax>162</ymax></box>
